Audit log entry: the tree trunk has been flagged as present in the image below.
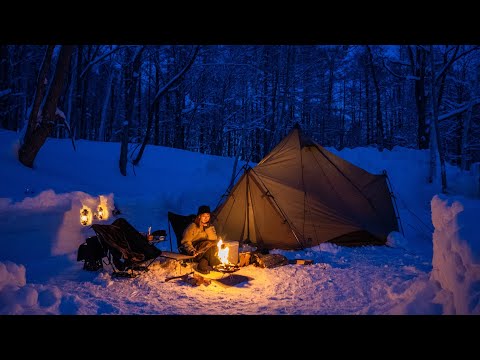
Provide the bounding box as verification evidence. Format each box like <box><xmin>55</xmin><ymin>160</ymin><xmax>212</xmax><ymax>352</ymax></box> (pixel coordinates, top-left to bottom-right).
<box><xmin>340</xmin><ymin>79</ymin><xmax>346</xmax><ymax>148</ymax></box>
<box><xmin>71</xmin><ymin>45</ymin><xmax>83</xmax><ymax>139</ymax></box>
<box><xmin>365</xmin><ymin>62</ymin><xmax>371</xmax><ymax>145</ymax></box>
<box><xmin>119</xmin><ymin>46</ymin><xmax>145</xmax><ymax>176</ymax></box>
<box><xmin>428</xmin><ymin>45</ymin><xmax>447</xmax><ymax>192</ymax></box>
<box><xmin>366</xmin><ymin>46</ymin><xmax>384</xmax><ymax>151</ymax></box>
<box><xmin>21</xmin><ymin>45</ymin><xmax>55</xmax><ymax>144</ymax></box>
<box><xmin>133</xmin><ymin>46</ymin><xmax>199</xmax><ymax>165</ymax></box>
<box><xmin>64</xmin><ymin>49</ymin><xmax>77</xmax><ymax>151</ymax></box>
<box><xmin>408</xmin><ymin>46</ymin><xmax>429</xmax><ymax>150</ymax></box>
<box><xmin>0</xmin><ymin>45</ymin><xmax>11</xmax><ymax>130</ymax></box>
<box><xmin>98</xmin><ymin>65</ymin><xmax>115</xmax><ymax>141</ymax></box>
<box><xmin>18</xmin><ymin>45</ymin><xmax>74</xmax><ymax>168</ymax></box>
<box><xmin>325</xmin><ymin>50</ymin><xmax>334</xmax><ymax>145</ymax></box>
<box><xmin>461</xmin><ymin>64</ymin><xmax>479</xmax><ymax>170</ymax></box>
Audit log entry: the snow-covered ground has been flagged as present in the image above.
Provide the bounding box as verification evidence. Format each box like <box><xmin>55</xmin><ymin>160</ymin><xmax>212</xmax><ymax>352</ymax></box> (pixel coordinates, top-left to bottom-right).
<box><xmin>1</xmin><ymin>129</ymin><xmax>479</xmax><ymax>315</ymax></box>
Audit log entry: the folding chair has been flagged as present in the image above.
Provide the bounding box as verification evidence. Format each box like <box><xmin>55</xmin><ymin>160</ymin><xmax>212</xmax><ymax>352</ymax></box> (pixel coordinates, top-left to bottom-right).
<box><xmin>158</xmin><ymin>211</ymin><xmax>198</xmax><ymax>270</ymax></box>
<box><xmin>91</xmin><ymin>218</ymin><xmax>163</xmax><ymax>278</ymax></box>
<box><xmin>167</xmin><ymin>211</ymin><xmax>196</xmax><ymax>253</ymax></box>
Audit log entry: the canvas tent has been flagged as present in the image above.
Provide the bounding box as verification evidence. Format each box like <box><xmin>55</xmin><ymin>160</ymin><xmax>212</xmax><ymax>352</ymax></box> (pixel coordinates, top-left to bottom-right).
<box><xmin>213</xmin><ymin>124</ymin><xmax>399</xmax><ymax>250</ymax></box>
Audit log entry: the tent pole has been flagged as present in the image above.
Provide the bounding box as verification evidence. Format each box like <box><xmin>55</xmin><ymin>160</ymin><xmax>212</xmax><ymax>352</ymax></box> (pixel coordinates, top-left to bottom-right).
<box><xmin>168</xmin><ymin>215</ymin><xmax>173</xmax><ymax>252</ymax></box>
<box><xmin>244</xmin><ymin>171</ymin><xmax>250</xmax><ymax>247</ymax></box>
<box><xmin>250</xmin><ymin>168</ymin><xmax>304</xmax><ymax>250</ymax></box>
<box><xmin>384</xmin><ymin>170</ymin><xmax>404</xmax><ymax>236</ymax></box>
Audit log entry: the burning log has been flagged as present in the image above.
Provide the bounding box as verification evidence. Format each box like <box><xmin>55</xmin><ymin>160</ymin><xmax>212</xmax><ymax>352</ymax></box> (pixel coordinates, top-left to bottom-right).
<box><xmin>165</xmin><ymin>271</ymin><xmax>211</xmax><ymax>286</ymax></box>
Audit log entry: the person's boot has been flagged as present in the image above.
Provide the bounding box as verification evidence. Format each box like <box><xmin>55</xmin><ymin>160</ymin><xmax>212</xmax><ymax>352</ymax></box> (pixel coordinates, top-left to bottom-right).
<box><xmin>197</xmin><ymin>258</ymin><xmax>212</xmax><ymax>274</ymax></box>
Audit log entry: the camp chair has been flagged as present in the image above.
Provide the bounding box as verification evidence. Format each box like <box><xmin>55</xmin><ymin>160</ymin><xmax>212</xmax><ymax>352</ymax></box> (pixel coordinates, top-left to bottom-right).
<box><xmin>167</xmin><ymin>211</ymin><xmax>196</xmax><ymax>253</ymax></box>
<box><xmin>91</xmin><ymin>218</ymin><xmax>162</xmax><ymax>278</ymax></box>
<box><xmin>160</xmin><ymin>211</ymin><xmax>198</xmax><ymax>268</ymax></box>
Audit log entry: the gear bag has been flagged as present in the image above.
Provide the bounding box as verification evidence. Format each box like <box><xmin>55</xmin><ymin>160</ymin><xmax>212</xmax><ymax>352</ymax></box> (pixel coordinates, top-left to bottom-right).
<box><xmin>77</xmin><ymin>235</ymin><xmax>106</xmax><ymax>271</ymax></box>
<box><xmin>252</xmin><ymin>253</ymin><xmax>289</xmax><ymax>269</ymax></box>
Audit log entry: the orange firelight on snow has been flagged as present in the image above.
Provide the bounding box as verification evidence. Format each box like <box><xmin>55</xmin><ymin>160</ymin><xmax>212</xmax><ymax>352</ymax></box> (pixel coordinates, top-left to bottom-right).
<box><xmin>217</xmin><ymin>238</ymin><xmax>230</xmax><ymax>265</ymax></box>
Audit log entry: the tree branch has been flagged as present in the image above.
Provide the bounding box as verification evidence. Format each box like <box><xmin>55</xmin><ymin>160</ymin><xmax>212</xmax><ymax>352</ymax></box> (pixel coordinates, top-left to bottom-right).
<box><xmin>435</xmin><ymin>46</ymin><xmax>480</xmax><ymax>82</ymax></box>
<box><xmin>152</xmin><ymin>45</ymin><xmax>200</xmax><ymax>103</ymax></box>
<box><xmin>383</xmin><ymin>59</ymin><xmax>407</xmax><ymax>79</ymax></box>
<box><xmin>80</xmin><ymin>45</ymin><xmax>123</xmax><ymax>78</ymax></box>
<box><xmin>439</xmin><ymin>97</ymin><xmax>480</xmax><ymax>122</ymax></box>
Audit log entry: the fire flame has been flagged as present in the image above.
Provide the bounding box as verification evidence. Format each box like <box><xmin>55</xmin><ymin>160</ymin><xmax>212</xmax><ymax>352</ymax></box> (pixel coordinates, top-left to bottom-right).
<box><xmin>217</xmin><ymin>238</ymin><xmax>230</xmax><ymax>265</ymax></box>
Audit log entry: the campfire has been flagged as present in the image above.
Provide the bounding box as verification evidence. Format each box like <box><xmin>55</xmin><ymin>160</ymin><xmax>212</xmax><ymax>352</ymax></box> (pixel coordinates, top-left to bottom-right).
<box><xmin>215</xmin><ymin>238</ymin><xmax>239</xmax><ymax>273</ymax></box>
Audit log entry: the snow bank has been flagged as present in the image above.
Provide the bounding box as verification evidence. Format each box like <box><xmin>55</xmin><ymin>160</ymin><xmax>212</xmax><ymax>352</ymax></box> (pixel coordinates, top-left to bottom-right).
<box><xmin>0</xmin><ymin>260</ymin><xmax>62</xmax><ymax>314</ymax></box>
<box><xmin>430</xmin><ymin>195</ymin><xmax>480</xmax><ymax>314</ymax></box>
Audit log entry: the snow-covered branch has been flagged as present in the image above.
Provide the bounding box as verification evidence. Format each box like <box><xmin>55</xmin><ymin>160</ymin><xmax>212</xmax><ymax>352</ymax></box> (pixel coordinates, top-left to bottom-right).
<box><xmin>439</xmin><ymin>97</ymin><xmax>480</xmax><ymax>122</ymax></box>
<box><xmin>0</xmin><ymin>88</ymin><xmax>11</xmax><ymax>98</ymax></box>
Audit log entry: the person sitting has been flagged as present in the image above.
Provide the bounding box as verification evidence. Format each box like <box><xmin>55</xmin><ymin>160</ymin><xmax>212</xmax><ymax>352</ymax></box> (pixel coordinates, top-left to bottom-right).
<box><xmin>180</xmin><ymin>205</ymin><xmax>221</xmax><ymax>274</ymax></box>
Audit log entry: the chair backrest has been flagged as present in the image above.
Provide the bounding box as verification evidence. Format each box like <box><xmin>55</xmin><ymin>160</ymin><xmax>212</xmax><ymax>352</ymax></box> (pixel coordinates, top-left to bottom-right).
<box><xmin>91</xmin><ymin>218</ymin><xmax>161</xmax><ymax>264</ymax></box>
<box><xmin>167</xmin><ymin>211</ymin><xmax>196</xmax><ymax>251</ymax></box>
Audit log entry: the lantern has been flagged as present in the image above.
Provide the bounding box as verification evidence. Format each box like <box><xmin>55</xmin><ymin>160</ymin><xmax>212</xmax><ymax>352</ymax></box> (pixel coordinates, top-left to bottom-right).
<box><xmin>97</xmin><ymin>206</ymin><xmax>104</xmax><ymax>220</ymax></box>
<box><xmin>80</xmin><ymin>208</ymin><xmax>89</xmax><ymax>226</ymax></box>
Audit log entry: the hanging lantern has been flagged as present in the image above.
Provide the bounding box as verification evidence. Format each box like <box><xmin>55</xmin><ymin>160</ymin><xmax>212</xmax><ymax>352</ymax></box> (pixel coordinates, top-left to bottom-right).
<box><xmin>97</xmin><ymin>196</ymin><xmax>110</xmax><ymax>220</ymax></box>
<box><xmin>97</xmin><ymin>206</ymin><xmax>104</xmax><ymax>220</ymax></box>
<box><xmin>80</xmin><ymin>208</ymin><xmax>89</xmax><ymax>226</ymax></box>
<box><xmin>80</xmin><ymin>206</ymin><xmax>92</xmax><ymax>226</ymax></box>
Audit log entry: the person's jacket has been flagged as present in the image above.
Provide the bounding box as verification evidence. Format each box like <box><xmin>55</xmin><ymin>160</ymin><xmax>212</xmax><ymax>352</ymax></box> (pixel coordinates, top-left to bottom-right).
<box><xmin>181</xmin><ymin>222</ymin><xmax>217</xmax><ymax>254</ymax></box>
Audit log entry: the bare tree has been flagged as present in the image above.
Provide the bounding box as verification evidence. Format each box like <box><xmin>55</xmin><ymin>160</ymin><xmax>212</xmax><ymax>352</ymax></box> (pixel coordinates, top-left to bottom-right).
<box><xmin>461</xmin><ymin>63</ymin><xmax>480</xmax><ymax>170</ymax></box>
<box><xmin>98</xmin><ymin>64</ymin><xmax>116</xmax><ymax>142</ymax></box>
<box><xmin>18</xmin><ymin>46</ymin><xmax>74</xmax><ymax>168</ymax></box>
<box><xmin>366</xmin><ymin>46</ymin><xmax>384</xmax><ymax>151</ymax></box>
<box><xmin>428</xmin><ymin>45</ymin><xmax>447</xmax><ymax>192</ymax></box>
<box><xmin>119</xmin><ymin>46</ymin><xmax>145</xmax><ymax>176</ymax></box>
<box><xmin>132</xmin><ymin>46</ymin><xmax>199</xmax><ymax>166</ymax></box>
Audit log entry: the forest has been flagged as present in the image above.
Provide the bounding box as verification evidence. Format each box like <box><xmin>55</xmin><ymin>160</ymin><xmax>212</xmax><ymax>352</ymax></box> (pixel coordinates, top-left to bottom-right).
<box><xmin>1</xmin><ymin>45</ymin><xmax>479</xmax><ymax>188</ymax></box>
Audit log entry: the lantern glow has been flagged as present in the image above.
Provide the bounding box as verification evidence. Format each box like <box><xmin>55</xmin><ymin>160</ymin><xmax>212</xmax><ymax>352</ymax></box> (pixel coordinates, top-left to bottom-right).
<box><xmin>97</xmin><ymin>196</ymin><xmax>110</xmax><ymax>220</ymax></box>
<box><xmin>97</xmin><ymin>206</ymin><xmax>104</xmax><ymax>219</ymax></box>
<box><xmin>80</xmin><ymin>206</ymin><xmax>92</xmax><ymax>226</ymax></box>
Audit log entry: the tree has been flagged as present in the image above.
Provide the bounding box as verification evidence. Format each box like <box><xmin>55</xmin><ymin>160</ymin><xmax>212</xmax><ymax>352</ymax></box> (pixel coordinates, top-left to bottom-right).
<box><xmin>18</xmin><ymin>45</ymin><xmax>74</xmax><ymax>168</ymax></box>
<box><xmin>366</xmin><ymin>46</ymin><xmax>384</xmax><ymax>151</ymax></box>
<box><xmin>132</xmin><ymin>46</ymin><xmax>199</xmax><ymax>166</ymax></box>
<box><xmin>119</xmin><ymin>46</ymin><xmax>145</xmax><ymax>176</ymax></box>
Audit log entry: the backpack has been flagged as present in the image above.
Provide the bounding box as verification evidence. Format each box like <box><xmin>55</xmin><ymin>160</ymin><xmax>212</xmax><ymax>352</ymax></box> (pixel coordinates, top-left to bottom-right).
<box><xmin>77</xmin><ymin>236</ymin><xmax>106</xmax><ymax>271</ymax></box>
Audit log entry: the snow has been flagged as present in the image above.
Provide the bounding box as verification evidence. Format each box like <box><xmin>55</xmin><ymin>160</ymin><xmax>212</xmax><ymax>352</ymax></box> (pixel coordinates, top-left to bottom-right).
<box><xmin>0</xmin><ymin>129</ymin><xmax>479</xmax><ymax>315</ymax></box>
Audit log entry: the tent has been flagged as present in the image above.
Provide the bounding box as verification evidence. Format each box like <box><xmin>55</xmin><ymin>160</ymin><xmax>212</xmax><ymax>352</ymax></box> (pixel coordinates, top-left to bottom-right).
<box><xmin>212</xmin><ymin>124</ymin><xmax>400</xmax><ymax>250</ymax></box>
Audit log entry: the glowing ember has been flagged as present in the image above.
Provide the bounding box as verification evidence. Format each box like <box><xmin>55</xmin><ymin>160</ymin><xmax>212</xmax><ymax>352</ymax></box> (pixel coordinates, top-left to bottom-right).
<box><xmin>217</xmin><ymin>238</ymin><xmax>230</xmax><ymax>265</ymax></box>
